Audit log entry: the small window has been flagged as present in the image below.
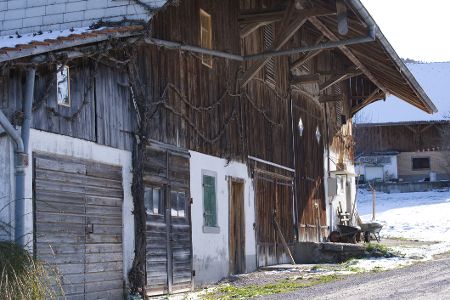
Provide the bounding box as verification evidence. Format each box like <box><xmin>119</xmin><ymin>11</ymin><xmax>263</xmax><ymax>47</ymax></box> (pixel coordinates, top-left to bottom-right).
<box><xmin>144</xmin><ymin>187</ymin><xmax>164</xmax><ymax>215</ymax></box>
<box><xmin>200</xmin><ymin>9</ymin><xmax>212</xmax><ymax>68</ymax></box>
<box><xmin>171</xmin><ymin>191</ymin><xmax>186</xmax><ymax>218</ymax></box>
<box><xmin>202</xmin><ymin>171</ymin><xmax>217</xmax><ymax>227</ymax></box>
<box><xmin>57</xmin><ymin>64</ymin><xmax>70</xmax><ymax>107</ymax></box>
<box><xmin>412</xmin><ymin>157</ymin><xmax>430</xmax><ymax>170</ymax></box>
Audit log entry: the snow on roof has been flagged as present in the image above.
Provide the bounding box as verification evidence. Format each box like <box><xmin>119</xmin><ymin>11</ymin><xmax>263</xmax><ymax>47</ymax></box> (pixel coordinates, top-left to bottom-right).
<box><xmin>0</xmin><ymin>26</ymin><xmax>145</xmax><ymax>63</ymax></box>
<box><xmin>356</xmin><ymin>62</ymin><xmax>450</xmax><ymax>123</ymax></box>
<box><xmin>0</xmin><ymin>27</ymin><xmax>93</xmax><ymax>49</ymax></box>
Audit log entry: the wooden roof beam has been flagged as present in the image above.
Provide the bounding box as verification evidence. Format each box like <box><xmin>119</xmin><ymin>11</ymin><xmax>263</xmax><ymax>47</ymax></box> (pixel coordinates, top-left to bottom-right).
<box><xmin>308</xmin><ymin>17</ymin><xmax>389</xmax><ymax>95</ymax></box>
<box><xmin>291</xmin><ymin>74</ymin><xmax>320</xmax><ymax>84</ymax></box>
<box><xmin>290</xmin><ymin>49</ymin><xmax>323</xmax><ymax>71</ymax></box>
<box><xmin>240</xmin><ymin>7</ymin><xmax>332</xmax><ymax>88</ymax></box>
<box><xmin>351</xmin><ymin>88</ymin><xmax>384</xmax><ymax>115</ymax></box>
<box><xmin>319</xmin><ymin>70</ymin><xmax>362</xmax><ymax>92</ymax></box>
<box><xmin>319</xmin><ymin>95</ymin><xmax>343</xmax><ymax>103</ymax></box>
<box><xmin>238</xmin><ymin>9</ymin><xmax>285</xmax><ymax>25</ymax></box>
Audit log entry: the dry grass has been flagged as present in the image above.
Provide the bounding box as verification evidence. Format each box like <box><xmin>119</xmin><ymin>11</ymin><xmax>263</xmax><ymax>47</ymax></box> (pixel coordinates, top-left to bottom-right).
<box><xmin>0</xmin><ymin>241</ymin><xmax>64</xmax><ymax>300</ymax></box>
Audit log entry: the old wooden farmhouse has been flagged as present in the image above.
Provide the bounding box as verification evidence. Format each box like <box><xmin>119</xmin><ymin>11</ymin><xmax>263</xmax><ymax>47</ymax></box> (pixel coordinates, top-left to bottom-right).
<box><xmin>0</xmin><ymin>0</ymin><xmax>436</xmax><ymax>298</ymax></box>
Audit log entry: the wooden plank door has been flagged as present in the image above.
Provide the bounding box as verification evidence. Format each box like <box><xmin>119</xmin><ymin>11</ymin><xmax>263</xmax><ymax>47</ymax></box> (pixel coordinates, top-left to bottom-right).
<box><xmin>229</xmin><ymin>178</ymin><xmax>245</xmax><ymax>275</ymax></box>
<box><xmin>169</xmin><ymin>188</ymin><xmax>193</xmax><ymax>292</ymax></box>
<box><xmin>254</xmin><ymin>172</ymin><xmax>294</xmax><ymax>267</ymax></box>
<box><xmin>34</xmin><ymin>154</ymin><xmax>87</xmax><ymax>300</ymax></box>
<box><xmin>84</xmin><ymin>162</ymin><xmax>124</xmax><ymax>300</ymax></box>
<box><xmin>33</xmin><ymin>153</ymin><xmax>124</xmax><ymax>300</ymax></box>
<box><xmin>144</xmin><ymin>145</ymin><xmax>193</xmax><ymax>296</ymax></box>
<box><xmin>145</xmin><ymin>185</ymin><xmax>169</xmax><ymax>296</ymax></box>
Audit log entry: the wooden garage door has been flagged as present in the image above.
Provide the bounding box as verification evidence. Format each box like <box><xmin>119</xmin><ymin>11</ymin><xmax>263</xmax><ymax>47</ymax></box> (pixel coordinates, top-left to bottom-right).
<box><xmin>33</xmin><ymin>153</ymin><xmax>124</xmax><ymax>300</ymax></box>
<box><xmin>254</xmin><ymin>171</ymin><xmax>294</xmax><ymax>267</ymax></box>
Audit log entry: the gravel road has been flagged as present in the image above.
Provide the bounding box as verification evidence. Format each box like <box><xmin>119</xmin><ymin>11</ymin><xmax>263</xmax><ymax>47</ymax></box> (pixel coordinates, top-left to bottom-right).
<box><xmin>262</xmin><ymin>254</ymin><xmax>450</xmax><ymax>300</ymax></box>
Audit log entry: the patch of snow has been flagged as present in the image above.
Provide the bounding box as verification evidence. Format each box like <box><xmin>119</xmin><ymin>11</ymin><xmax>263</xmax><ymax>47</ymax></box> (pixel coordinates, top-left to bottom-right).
<box><xmin>0</xmin><ymin>27</ymin><xmax>98</xmax><ymax>49</ymax></box>
<box><xmin>357</xmin><ymin>189</ymin><xmax>450</xmax><ymax>242</ymax></box>
<box><xmin>352</xmin><ymin>189</ymin><xmax>450</xmax><ymax>271</ymax></box>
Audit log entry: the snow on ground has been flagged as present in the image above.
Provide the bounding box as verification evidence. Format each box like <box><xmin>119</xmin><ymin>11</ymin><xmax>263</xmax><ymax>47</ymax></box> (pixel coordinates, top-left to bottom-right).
<box><xmin>357</xmin><ymin>189</ymin><xmax>450</xmax><ymax>243</ymax></box>
<box><xmin>351</xmin><ymin>188</ymin><xmax>450</xmax><ymax>271</ymax></box>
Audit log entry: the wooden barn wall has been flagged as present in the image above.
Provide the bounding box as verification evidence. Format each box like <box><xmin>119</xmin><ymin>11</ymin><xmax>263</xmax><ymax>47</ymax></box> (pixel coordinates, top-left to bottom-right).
<box><xmin>4</xmin><ymin>61</ymin><xmax>135</xmax><ymax>151</ymax></box>
<box><xmin>145</xmin><ymin>0</ymin><xmax>353</xmax><ymax>242</ymax></box>
<box><xmin>355</xmin><ymin>124</ymin><xmax>448</xmax><ymax>154</ymax></box>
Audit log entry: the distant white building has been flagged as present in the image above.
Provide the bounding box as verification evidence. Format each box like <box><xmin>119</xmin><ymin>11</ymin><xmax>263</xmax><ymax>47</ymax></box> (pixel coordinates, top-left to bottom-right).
<box><xmin>356</xmin><ymin>63</ymin><xmax>450</xmax><ymax>183</ymax></box>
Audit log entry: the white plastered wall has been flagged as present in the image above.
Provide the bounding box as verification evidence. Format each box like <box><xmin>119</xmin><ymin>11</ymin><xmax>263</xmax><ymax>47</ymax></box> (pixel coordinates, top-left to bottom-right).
<box><xmin>20</xmin><ymin>129</ymin><xmax>135</xmax><ymax>284</ymax></box>
<box><xmin>326</xmin><ymin>149</ymin><xmax>357</xmax><ymax>230</ymax></box>
<box><xmin>0</xmin><ymin>134</ymin><xmax>14</xmax><ymax>241</ymax></box>
<box><xmin>189</xmin><ymin>151</ymin><xmax>256</xmax><ymax>285</ymax></box>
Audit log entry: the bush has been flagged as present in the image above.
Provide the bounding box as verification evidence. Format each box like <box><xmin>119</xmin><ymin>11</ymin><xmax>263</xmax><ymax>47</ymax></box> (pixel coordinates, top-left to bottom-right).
<box><xmin>0</xmin><ymin>241</ymin><xmax>63</xmax><ymax>300</ymax></box>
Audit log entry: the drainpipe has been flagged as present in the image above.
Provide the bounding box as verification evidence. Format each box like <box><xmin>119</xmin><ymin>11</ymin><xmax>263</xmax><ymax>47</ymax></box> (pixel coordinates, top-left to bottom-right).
<box><xmin>0</xmin><ymin>110</ymin><xmax>26</xmax><ymax>246</ymax></box>
<box><xmin>0</xmin><ymin>68</ymin><xmax>35</xmax><ymax>247</ymax></box>
<box><xmin>15</xmin><ymin>68</ymin><xmax>35</xmax><ymax>247</ymax></box>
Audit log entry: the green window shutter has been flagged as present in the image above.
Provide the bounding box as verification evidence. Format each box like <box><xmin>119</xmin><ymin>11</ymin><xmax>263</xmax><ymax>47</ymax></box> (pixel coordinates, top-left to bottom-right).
<box><xmin>203</xmin><ymin>175</ymin><xmax>217</xmax><ymax>227</ymax></box>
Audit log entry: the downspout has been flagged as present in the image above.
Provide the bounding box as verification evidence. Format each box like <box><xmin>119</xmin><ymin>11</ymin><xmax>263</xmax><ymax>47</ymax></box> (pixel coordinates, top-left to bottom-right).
<box><xmin>16</xmin><ymin>68</ymin><xmax>35</xmax><ymax>247</ymax></box>
<box><xmin>0</xmin><ymin>110</ymin><xmax>26</xmax><ymax>246</ymax></box>
<box><xmin>0</xmin><ymin>68</ymin><xmax>35</xmax><ymax>247</ymax></box>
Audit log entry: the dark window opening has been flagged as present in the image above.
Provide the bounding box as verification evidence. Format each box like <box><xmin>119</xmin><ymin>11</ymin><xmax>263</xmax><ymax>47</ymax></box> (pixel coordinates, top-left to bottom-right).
<box><xmin>412</xmin><ymin>157</ymin><xmax>430</xmax><ymax>170</ymax></box>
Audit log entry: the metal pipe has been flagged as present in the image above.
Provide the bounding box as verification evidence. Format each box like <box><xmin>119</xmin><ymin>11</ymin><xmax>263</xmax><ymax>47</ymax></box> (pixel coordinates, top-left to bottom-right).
<box><xmin>345</xmin><ymin>0</ymin><xmax>437</xmax><ymax>113</ymax></box>
<box><xmin>21</xmin><ymin>68</ymin><xmax>35</xmax><ymax>153</ymax></box>
<box><xmin>13</xmin><ymin>68</ymin><xmax>35</xmax><ymax>247</ymax></box>
<box><xmin>244</xmin><ymin>26</ymin><xmax>376</xmax><ymax>61</ymax></box>
<box><xmin>0</xmin><ymin>110</ymin><xmax>24</xmax><ymax>153</ymax></box>
<box><xmin>144</xmin><ymin>28</ymin><xmax>376</xmax><ymax>63</ymax></box>
<box><xmin>144</xmin><ymin>38</ymin><xmax>244</xmax><ymax>61</ymax></box>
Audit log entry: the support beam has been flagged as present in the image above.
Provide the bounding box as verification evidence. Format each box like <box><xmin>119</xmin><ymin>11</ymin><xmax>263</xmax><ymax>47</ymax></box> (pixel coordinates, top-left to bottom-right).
<box><xmin>319</xmin><ymin>95</ymin><xmax>343</xmax><ymax>103</ymax></box>
<box><xmin>319</xmin><ymin>70</ymin><xmax>362</xmax><ymax>92</ymax></box>
<box><xmin>240</xmin><ymin>8</ymin><xmax>337</xmax><ymax>88</ymax></box>
<box><xmin>241</xmin><ymin>22</ymin><xmax>270</xmax><ymax>38</ymax></box>
<box><xmin>351</xmin><ymin>88</ymin><xmax>383</xmax><ymax>115</ymax></box>
<box><xmin>308</xmin><ymin>17</ymin><xmax>388</xmax><ymax>94</ymax></box>
<box><xmin>290</xmin><ymin>49</ymin><xmax>323</xmax><ymax>71</ymax></box>
<box><xmin>291</xmin><ymin>74</ymin><xmax>320</xmax><ymax>84</ymax></box>
<box><xmin>238</xmin><ymin>9</ymin><xmax>285</xmax><ymax>25</ymax></box>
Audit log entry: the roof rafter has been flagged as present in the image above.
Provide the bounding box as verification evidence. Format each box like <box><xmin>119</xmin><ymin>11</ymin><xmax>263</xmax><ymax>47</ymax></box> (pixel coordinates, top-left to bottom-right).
<box><xmin>240</xmin><ymin>7</ymin><xmax>334</xmax><ymax>88</ymax></box>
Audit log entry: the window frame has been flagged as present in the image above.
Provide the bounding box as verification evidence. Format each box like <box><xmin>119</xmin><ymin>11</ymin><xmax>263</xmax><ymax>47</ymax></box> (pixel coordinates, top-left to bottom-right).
<box><xmin>170</xmin><ymin>190</ymin><xmax>187</xmax><ymax>218</ymax></box>
<box><xmin>200</xmin><ymin>9</ymin><xmax>213</xmax><ymax>68</ymax></box>
<box><xmin>56</xmin><ymin>64</ymin><xmax>71</xmax><ymax>107</ymax></box>
<box><xmin>144</xmin><ymin>186</ymin><xmax>165</xmax><ymax>216</ymax></box>
<box><xmin>411</xmin><ymin>157</ymin><xmax>431</xmax><ymax>171</ymax></box>
<box><xmin>202</xmin><ymin>169</ymin><xmax>219</xmax><ymax>233</ymax></box>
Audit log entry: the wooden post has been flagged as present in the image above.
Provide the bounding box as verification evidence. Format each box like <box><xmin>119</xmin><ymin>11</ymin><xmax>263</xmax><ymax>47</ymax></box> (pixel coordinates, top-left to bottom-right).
<box><xmin>370</xmin><ymin>183</ymin><xmax>376</xmax><ymax>221</ymax></box>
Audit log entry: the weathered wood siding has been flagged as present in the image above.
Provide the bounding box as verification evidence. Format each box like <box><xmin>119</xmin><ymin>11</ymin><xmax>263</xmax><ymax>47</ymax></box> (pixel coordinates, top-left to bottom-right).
<box><xmin>141</xmin><ymin>0</ymin><xmax>355</xmax><ymax>243</ymax></box>
<box><xmin>33</xmin><ymin>153</ymin><xmax>124</xmax><ymax>300</ymax></box>
<box><xmin>4</xmin><ymin>61</ymin><xmax>135</xmax><ymax>151</ymax></box>
<box><xmin>356</xmin><ymin>123</ymin><xmax>449</xmax><ymax>154</ymax></box>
